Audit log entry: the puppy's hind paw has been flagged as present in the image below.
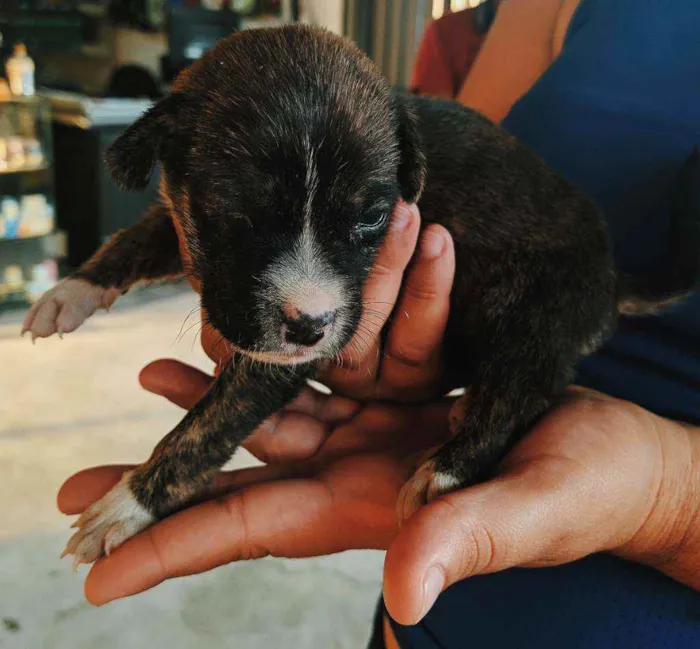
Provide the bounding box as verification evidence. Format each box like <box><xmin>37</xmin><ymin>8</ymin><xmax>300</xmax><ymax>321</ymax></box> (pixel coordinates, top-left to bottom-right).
<box><xmin>397</xmin><ymin>459</ymin><xmax>461</xmax><ymax>524</ymax></box>
<box><xmin>21</xmin><ymin>278</ymin><xmax>120</xmax><ymax>340</ymax></box>
<box><xmin>62</xmin><ymin>472</ymin><xmax>154</xmax><ymax>570</ymax></box>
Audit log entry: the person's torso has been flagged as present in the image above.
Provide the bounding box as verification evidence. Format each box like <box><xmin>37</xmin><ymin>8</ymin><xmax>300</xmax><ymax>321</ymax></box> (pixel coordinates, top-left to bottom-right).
<box><xmin>502</xmin><ymin>0</ymin><xmax>700</xmax><ymax>424</ymax></box>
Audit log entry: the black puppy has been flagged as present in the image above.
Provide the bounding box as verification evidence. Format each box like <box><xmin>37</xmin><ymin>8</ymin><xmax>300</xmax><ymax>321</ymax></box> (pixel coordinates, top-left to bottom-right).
<box><xmin>23</xmin><ymin>26</ymin><xmax>699</xmax><ymax>566</ymax></box>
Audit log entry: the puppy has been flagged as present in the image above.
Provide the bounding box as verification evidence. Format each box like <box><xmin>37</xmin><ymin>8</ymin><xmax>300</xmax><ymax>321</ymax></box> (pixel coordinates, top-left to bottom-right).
<box><xmin>23</xmin><ymin>26</ymin><xmax>699</xmax><ymax>566</ymax></box>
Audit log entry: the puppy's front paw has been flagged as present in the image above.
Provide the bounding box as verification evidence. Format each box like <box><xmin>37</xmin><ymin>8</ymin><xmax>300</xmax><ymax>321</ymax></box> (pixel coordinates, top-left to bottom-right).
<box><xmin>22</xmin><ymin>278</ymin><xmax>120</xmax><ymax>340</ymax></box>
<box><xmin>397</xmin><ymin>459</ymin><xmax>462</xmax><ymax>524</ymax></box>
<box><xmin>62</xmin><ymin>472</ymin><xmax>154</xmax><ymax>570</ymax></box>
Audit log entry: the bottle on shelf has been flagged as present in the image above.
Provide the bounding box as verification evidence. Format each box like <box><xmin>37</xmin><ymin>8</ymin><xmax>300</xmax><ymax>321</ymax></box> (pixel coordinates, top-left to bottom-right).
<box><xmin>5</xmin><ymin>44</ymin><xmax>36</xmax><ymax>97</ymax></box>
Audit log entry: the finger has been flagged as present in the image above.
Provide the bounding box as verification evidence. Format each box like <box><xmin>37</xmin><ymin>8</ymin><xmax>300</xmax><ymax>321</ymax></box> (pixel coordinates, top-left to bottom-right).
<box><xmin>140</xmin><ymin>359</ymin><xmax>327</xmax><ymax>460</ymax></box>
<box><xmin>141</xmin><ymin>358</ymin><xmax>305</xmax><ymax>461</ymax></box>
<box><xmin>378</xmin><ymin>225</ymin><xmax>455</xmax><ymax>401</ymax></box>
<box><xmin>383</xmin><ymin>473</ymin><xmax>552</xmax><ymax>625</ymax></box>
<box><xmin>140</xmin><ymin>358</ymin><xmax>360</xmax><ymax>463</ymax></box>
<box><xmin>383</xmin><ymin>451</ymin><xmax>630</xmax><ymax>626</ymax></box>
<box><xmin>82</xmin><ymin>474</ymin><xmax>389</xmax><ymax>605</ymax></box>
<box><xmin>58</xmin><ymin>465</ymin><xmax>134</xmax><ymax>515</ymax></box>
<box><xmin>241</xmin><ymin>386</ymin><xmax>362</xmax><ymax>461</ymax></box>
<box><xmin>57</xmin><ymin>413</ymin><xmax>416</xmax><ymax>519</ymax></box>
<box><xmin>242</xmin><ymin>411</ymin><xmax>332</xmax><ymax>463</ymax></box>
<box><xmin>322</xmin><ymin>202</ymin><xmax>420</xmax><ymax>398</ymax></box>
<box><xmin>284</xmin><ymin>385</ymin><xmax>361</xmax><ymax>425</ymax></box>
<box><xmin>139</xmin><ymin>359</ymin><xmax>213</xmax><ymax>410</ymax></box>
<box><xmin>57</xmin><ymin>460</ymin><xmax>300</xmax><ymax>517</ymax></box>
<box><xmin>56</xmin><ymin>460</ymin><xmax>292</xmax><ymax>517</ymax></box>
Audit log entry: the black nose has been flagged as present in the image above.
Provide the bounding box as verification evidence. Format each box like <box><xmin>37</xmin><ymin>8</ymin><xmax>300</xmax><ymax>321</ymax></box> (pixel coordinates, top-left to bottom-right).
<box><xmin>284</xmin><ymin>311</ymin><xmax>335</xmax><ymax>347</ymax></box>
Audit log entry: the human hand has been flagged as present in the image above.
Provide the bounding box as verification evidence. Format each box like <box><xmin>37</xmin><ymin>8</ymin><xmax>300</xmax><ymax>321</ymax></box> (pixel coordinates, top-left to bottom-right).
<box><xmin>58</xmin><ymin>199</ymin><xmax>700</xmax><ymax>617</ymax></box>
<box><xmin>384</xmin><ymin>390</ymin><xmax>700</xmax><ymax>624</ymax></box>
<box><xmin>57</xmin><ymin>204</ymin><xmax>459</xmax><ymax>604</ymax></box>
<box><xmin>59</xmin><ymin>379</ymin><xmax>700</xmax><ymax>612</ymax></box>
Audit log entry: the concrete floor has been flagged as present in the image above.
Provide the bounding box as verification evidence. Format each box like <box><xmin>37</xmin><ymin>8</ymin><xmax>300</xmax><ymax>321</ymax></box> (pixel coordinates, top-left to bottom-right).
<box><xmin>0</xmin><ymin>284</ymin><xmax>384</xmax><ymax>649</ymax></box>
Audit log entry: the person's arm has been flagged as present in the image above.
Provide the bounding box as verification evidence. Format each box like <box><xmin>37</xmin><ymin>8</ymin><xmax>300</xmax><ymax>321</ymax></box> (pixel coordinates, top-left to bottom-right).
<box><xmin>457</xmin><ymin>0</ymin><xmax>579</xmax><ymax>122</ymax></box>
<box><xmin>384</xmin><ymin>400</ymin><xmax>700</xmax><ymax>624</ymax></box>
<box><xmin>618</xmin><ymin>419</ymin><xmax>700</xmax><ymax>591</ymax></box>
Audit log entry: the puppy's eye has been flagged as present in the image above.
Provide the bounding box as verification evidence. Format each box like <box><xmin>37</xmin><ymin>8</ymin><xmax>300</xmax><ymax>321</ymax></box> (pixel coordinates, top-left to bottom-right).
<box><xmin>356</xmin><ymin>210</ymin><xmax>389</xmax><ymax>232</ymax></box>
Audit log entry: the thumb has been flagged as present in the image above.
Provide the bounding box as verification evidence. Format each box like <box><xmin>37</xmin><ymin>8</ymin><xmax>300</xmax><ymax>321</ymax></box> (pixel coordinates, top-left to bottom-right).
<box><xmin>383</xmin><ymin>460</ymin><xmax>613</xmax><ymax>625</ymax></box>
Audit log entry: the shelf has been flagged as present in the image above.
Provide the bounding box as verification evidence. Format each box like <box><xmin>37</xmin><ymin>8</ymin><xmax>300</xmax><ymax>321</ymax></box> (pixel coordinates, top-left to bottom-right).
<box><xmin>0</xmin><ymin>291</ymin><xmax>31</xmax><ymax>311</ymax></box>
<box><xmin>0</xmin><ymin>164</ymin><xmax>50</xmax><ymax>176</ymax></box>
<box><xmin>0</xmin><ymin>92</ymin><xmax>57</xmax><ymax>306</ymax></box>
<box><xmin>0</xmin><ymin>167</ymin><xmax>54</xmax><ymax>193</ymax></box>
<box><xmin>0</xmin><ymin>96</ymin><xmax>44</xmax><ymax>107</ymax></box>
<box><xmin>0</xmin><ymin>230</ymin><xmax>66</xmax><ymax>264</ymax></box>
<box><xmin>0</xmin><ymin>229</ymin><xmax>54</xmax><ymax>243</ymax></box>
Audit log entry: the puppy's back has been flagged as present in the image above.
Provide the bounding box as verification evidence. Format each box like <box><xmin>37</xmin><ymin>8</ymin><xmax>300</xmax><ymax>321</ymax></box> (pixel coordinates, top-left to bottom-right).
<box><xmin>408</xmin><ymin>95</ymin><xmax>609</xmax><ymax>254</ymax></box>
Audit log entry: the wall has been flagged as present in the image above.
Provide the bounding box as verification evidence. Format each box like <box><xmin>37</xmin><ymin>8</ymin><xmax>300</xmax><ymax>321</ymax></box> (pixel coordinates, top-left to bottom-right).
<box><xmin>299</xmin><ymin>0</ymin><xmax>345</xmax><ymax>34</ymax></box>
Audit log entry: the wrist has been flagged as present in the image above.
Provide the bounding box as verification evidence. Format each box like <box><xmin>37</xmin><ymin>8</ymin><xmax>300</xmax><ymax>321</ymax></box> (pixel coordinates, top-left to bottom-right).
<box><xmin>615</xmin><ymin>414</ymin><xmax>700</xmax><ymax>589</ymax></box>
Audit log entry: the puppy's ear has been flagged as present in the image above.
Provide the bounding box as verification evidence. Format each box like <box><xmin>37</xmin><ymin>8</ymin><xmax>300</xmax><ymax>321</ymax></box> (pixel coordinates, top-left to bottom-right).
<box><xmin>105</xmin><ymin>93</ymin><xmax>189</xmax><ymax>191</ymax></box>
<box><xmin>391</xmin><ymin>92</ymin><xmax>426</xmax><ymax>203</ymax></box>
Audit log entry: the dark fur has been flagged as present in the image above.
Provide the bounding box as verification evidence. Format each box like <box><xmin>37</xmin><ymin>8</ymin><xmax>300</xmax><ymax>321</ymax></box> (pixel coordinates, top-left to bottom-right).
<box><xmin>132</xmin><ymin>359</ymin><xmax>313</xmax><ymax>518</ymax></box>
<box><xmin>61</xmin><ymin>26</ymin><xmax>700</xmax><ymax>521</ymax></box>
<box><xmin>73</xmin><ymin>203</ymin><xmax>182</xmax><ymax>290</ymax></box>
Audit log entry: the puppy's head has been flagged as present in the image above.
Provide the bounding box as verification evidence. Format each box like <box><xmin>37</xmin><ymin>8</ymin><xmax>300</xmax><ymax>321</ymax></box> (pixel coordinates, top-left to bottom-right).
<box><xmin>106</xmin><ymin>26</ymin><xmax>425</xmax><ymax>364</ymax></box>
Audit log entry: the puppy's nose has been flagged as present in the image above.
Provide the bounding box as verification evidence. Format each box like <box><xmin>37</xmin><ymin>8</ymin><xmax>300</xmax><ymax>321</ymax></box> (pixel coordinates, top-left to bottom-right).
<box><xmin>284</xmin><ymin>311</ymin><xmax>335</xmax><ymax>347</ymax></box>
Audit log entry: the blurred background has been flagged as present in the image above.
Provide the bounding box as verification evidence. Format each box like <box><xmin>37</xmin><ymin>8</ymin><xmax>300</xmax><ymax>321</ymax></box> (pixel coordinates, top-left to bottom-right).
<box><xmin>0</xmin><ymin>1</ymin><xmax>491</xmax><ymax>647</ymax></box>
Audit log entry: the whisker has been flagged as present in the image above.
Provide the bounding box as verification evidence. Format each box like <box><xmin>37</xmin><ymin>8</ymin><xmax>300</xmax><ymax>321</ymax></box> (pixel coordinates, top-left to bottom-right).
<box><xmin>190</xmin><ymin>322</ymin><xmax>207</xmax><ymax>351</ymax></box>
<box><xmin>173</xmin><ymin>306</ymin><xmax>201</xmax><ymax>346</ymax></box>
<box><xmin>363</xmin><ymin>308</ymin><xmax>391</xmax><ymax>317</ymax></box>
<box><xmin>175</xmin><ymin>318</ymin><xmax>204</xmax><ymax>345</ymax></box>
<box><xmin>355</xmin><ymin>322</ymin><xmax>381</xmax><ymax>340</ymax></box>
<box><xmin>360</xmin><ymin>314</ymin><xmax>386</xmax><ymax>327</ymax></box>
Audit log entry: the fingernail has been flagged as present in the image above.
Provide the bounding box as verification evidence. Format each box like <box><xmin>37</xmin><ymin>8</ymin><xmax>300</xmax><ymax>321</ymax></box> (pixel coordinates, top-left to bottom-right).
<box><xmin>392</xmin><ymin>205</ymin><xmax>412</xmax><ymax>233</ymax></box>
<box><xmin>419</xmin><ymin>565</ymin><xmax>444</xmax><ymax>620</ymax></box>
<box><xmin>420</xmin><ymin>229</ymin><xmax>445</xmax><ymax>259</ymax></box>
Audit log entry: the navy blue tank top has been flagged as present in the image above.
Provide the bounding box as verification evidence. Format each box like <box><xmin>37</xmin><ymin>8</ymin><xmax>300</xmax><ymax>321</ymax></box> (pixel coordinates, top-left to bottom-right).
<box><xmin>387</xmin><ymin>2</ymin><xmax>700</xmax><ymax>648</ymax></box>
<box><xmin>503</xmin><ymin>0</ymin><xmax>700</xmax><ymax>424</ymax></box>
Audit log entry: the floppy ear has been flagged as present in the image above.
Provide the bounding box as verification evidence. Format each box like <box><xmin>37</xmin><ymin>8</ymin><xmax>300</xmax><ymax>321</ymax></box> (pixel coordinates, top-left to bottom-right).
<box><xmin>391</xmin><ymin>91</ymin><xmax>427</xmax><ymax>203</ymax></box>
<box><xmin>105</xmin><ymin>93</ymin><xmax>188</xmax><ymax>191</ymax></box>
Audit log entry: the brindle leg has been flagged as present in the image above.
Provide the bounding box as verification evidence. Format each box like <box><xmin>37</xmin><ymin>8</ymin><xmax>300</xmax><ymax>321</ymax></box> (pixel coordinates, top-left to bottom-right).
<box><xmin>397</xmin><ymin>281</ymin><xmax>595</xmax><ymax>521</ymax></box>
<box><xmin>397</xmin><ymin>346</ymin><xmax>565</xmax><ymax>523</ymax></box>
<box><xmin>22</xmin><ymin>203</ymin><xmax>181</xmax><ymax>340</ymax></box>
<box><xmin>62</xmin><ymin>358</ymin><xmax>315</xmax><ymax>567</ymax></box>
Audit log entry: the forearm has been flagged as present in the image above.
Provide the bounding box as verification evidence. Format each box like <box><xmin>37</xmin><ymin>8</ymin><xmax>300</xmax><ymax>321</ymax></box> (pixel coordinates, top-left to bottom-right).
<box><xmin>615</xmin><ymin>415</ymin><xmax>700</xmax><ymax>590</ymax></box>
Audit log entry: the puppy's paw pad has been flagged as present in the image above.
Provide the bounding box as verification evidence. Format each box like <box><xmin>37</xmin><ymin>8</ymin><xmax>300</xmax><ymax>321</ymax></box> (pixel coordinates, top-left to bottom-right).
<box><xmin>22</xmin><ymin>279</ymin><xmax>120</xmax><ymax>340</ymax></box>
<box><xmin>62</xmin><ymin>472</ymin><xmax>153</xmax><ymax>569</ymax></box>
<box><xmin>397</xmin><ymin>460</ymin><xmax>462</xmax><ymax>524</ymax></box>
